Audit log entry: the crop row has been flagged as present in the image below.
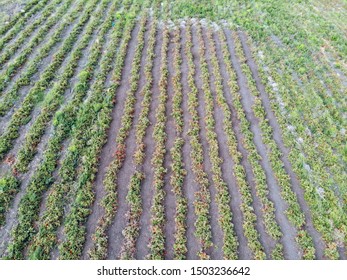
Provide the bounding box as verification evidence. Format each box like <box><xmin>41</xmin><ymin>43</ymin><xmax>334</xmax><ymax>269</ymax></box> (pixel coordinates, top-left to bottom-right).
<box><xmin>170</xmin><ymin>27</ymin><xmax>188</xmax><ymax>260</ymax></box>
<box><xmin>217</xmin><ymin>30</ymin><xmax>268</xmax><ymax>260</ymax></box>
<box><xmin>184</xmin><ymin>21</ymin><xmax>212</xmax><ymax>260</ymax></box>
<box><xmin>0</xmin><ymin>0</ymin><xmax>67</xmax><ymax>92</ymax></box>
<box><xmin>195</xmin><ymin>24</ymin><xmax>238</xmax><ymax>259</ymax></box>
<box><xmin>13</xmin><ymin>0</ymin><xmax>111</xmax><ymax>174</ymax></box>
<box><xmin>87</xmin><ymin>3</ymin><xmax>145</xmax><ymax>260</ymax></box>
<box><xmin>147</xmin><ymin>26</ymin><xmax>169</xmax><ymax>260</ymax></box>
<box><xmin>26</xmin><ymin>0</ymin><xmax>123</xmax><ymax>260</ymax></box>
<box><xmin>58</xmin><ymin>0</ymin><xmax>143</xmax><ymax>259</ymax></box>
<box><xmin>119</xmin><ymin>18</ymin><xmax>157</xmax><ymax>260</ymax></box>
<box><xmin>0</xmin><ymin>0</ymin><xmax>80</xmax><ymax>112</ymax></box>
<box><xmin>0</xmin><ymin>175</ymin><xmax>20</xmax><ymax>227</ymax></box>
<box><xmin>255</xmin><ymin>38</ymin><xmax>346</xmax><ymax>259</ymax></box>
<box><xmin>0</xmin><ymin>0</ymin><xmax>50</xmax><ymax>51</ymax></box>
<box><xmin>207</xmin><ymin>30</ymin><xmax>282</xmax><ymax>258</ymax></box>
<box><xmin>0</xmin><ymin>0</ymin><xmax>42</xmax><ymax>36</ymax></box>
<box><xmin>231</xmin><ymin>31</ymin><xmax>316</xmax><ymax>259</ymax></box>
<box><xmin>3</xmin><ymin>0</ymin><xmax>105</xmax><ymax>260</ymax></box>
<box><xmin>0</xmin><ymin>0</ymin><xmax>96</xmax><ymax>162</ymax></box>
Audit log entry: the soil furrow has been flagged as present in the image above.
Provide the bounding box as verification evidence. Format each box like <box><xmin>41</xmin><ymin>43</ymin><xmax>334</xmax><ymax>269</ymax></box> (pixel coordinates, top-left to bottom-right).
<box><xmin>135</xmin><ymin>26</ymin><xmax>163</xmax><ymax>260</ymax></box>
<box><xmin>0</xmin><ymin>0</ymin><xmax>102</xmax><ymax>172</ymax></box>
<box><xmin>191</xmin><ymin>23</ymin><xmax>223</xmax><ymax>260</ymax></box>
<box><xmin>238</xmin><ymin>31</ymin><xmax>326</xmax><ymax>259</ymax></box>
<box><xmin>162</xmin><ymin>29</ymin><xmax>177</xmax><ymax>260</ymax></box>
<box><xmin>224</xmin><ymin>29</ymin><xmax>300</xmax><ymax>259</ymax></box>
<box><xmin>178</xmin><ymin>24</ymin><xmax>200</xmax><ymax>260</ymax></box>
<box><xmin>204</xmin><ymin>27</ymin><xmax>252</xmax><ymax>260</ymax></box>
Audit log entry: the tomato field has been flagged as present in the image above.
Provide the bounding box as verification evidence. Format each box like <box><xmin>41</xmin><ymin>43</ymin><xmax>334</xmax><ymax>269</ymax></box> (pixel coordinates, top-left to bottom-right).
<box><xmin>0</xmin><ymin>0</ymin><xmax>346</xmax><ymax>260</ymax></box>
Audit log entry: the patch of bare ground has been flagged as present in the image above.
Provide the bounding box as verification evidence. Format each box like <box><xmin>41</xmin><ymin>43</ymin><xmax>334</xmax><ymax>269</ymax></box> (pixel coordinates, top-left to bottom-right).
<box><xmin>190</xmin><ymin>24</ymin><xmax>223</xmax><ymax>260</ymax></box>
<box><xmin>224</xmin><ymin>29</ymin><xmax>300</xmax><ymax>259</ymax></box>
<box><xmin>162</xmin><ymin>29</ymin><xmax>176</xmax><ymax>260</ymax></box>
<box><xmin>104</xmin><ymin>19</ymin><xmax>151</xmax><ymax>260</ymax></box>
<box><xmin>203</xmin><ymin>27</ymin><xmax>252</xmax><ymax>260</ymax></box>
<box><xmin>238</xmin><ymin>31</ymin><xmax>326</xmax><ymax>260</ymax></box>
<box><xmin>178</xmin><ymin>24</ymin><xmax>200</xmax><ymax>260</ymax></box>
<box><xmin>0</xmin><ymin>5</ymin><xmax>83</xmax><ymax>131</ymax></box>
<box><xmin>135</xmin><ymin>26</ymin><xmax>163</xmax><ymax>260</ymax></box>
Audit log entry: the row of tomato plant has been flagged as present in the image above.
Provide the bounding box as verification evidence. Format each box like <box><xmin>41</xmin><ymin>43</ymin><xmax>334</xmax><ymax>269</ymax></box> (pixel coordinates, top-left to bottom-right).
<box><xmin>3</xmin><ymin>0</ymin><xmax>103</xmax><ymax>260</ymax></box>
<box><xmin>207</xmin><ymin>27</ymin><xmax>283</xmax><ymax>258</ymax></box>
<box><xmin>13</xmin><ymin>0</ymin><xmax>111</xmax><ymax>174</ymax></box>
<box><xmin>0</xmin><ymin>0</ymin><xmax>97</xmax><ymax>161</ymax></box>
<box><xmin>195</xmin><ymin>23</ymin><xmax>238</xmax><ymax>259</ymax></box>
<box><xmin>0</xmin><ymin>175</ymin><xmax>20</xmax><ymax>227</ymax></box>
<box><xmin>184</xmin><ymin>21</ymin><xmax>212</xmax><ymax>260</ymax></box>
<box><xmin>0</xmin><ymin>0</ymin><xmax>50</xmax><ymax>52</ymax></box>
<box><xmin>232</xmin><ymin>31</ymin><xmax>316</xmax><ymax>259</ymax></box>
<box><xmin>217</xmin><ymin>29</ymin><xmax>269</xmax><ymax>260</ymax></box>
<box><xmin>85</xmin><ymin>3</ymin><xmax>146</xmax><ymax>260</ymax></box>
<box><xmin>147</xmin><ymin>25</ymin><xmax>169</xmax><ymax>260</ymax></box>
<box><xmin>170</xmin><ymin>26</ymin><xmax>188</xmax><ymax>260</ymax></box>
<box><xmin>0</xmin><ymin>0</ymin><xmax>41</xmax><ymax>36</ymax></box>
<box><xmin>119</xmin><ymin>17</ymin><xmax>157</xmax><ymax>260</ymax></box>
<box><xmin>254</xmin><ymin>37</ymin><xmax>346</xmax><ymax>259</ymax></box>
<box><xmin>0</xmin><ymin>0</ymin><xmax>80</xmax><ymax>112</ymax></box>
<box><xmin>57</xmin><ymin>0</ymin><xmax>144</xmax><ymax>260</ymax></box>
<box><xmin>24</xmin><ymin>0</ymin><xmax>124</xmax><ymax>260</ymax></box>
<box><xmin>0</xmin><ymin>0</ymin><xmax>62</xmax><ymax>72</ymax></box>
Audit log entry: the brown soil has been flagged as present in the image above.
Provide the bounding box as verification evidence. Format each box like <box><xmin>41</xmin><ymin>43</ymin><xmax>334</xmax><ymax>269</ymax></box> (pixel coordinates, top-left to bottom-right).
<box><xmin>107</xmin><ymin>19</ymin><xmax>151</xmax><ymax>260</ymax></box>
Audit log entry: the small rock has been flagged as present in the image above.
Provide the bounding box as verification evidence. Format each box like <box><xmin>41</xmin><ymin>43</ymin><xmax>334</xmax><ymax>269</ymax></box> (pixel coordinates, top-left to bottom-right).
<box><xmin>316</xmin><ymin>187</ymin><xmax>325</xmax><ymax>199</ymax></box>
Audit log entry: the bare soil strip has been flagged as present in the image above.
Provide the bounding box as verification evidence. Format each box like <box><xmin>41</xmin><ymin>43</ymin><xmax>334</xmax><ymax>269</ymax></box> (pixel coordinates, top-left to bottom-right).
<box><xmin>163</xmin><ymin>29</ymin><xmax>177</xmax><ymax>260</ymax></box>
<box><xmin>224</xmin><ymin>29</ymin><xmax>300</xmax><ymax>259</ymax></box>
<box><xmin>177</xmin><ymin>24</ymin><xmax>200</xmax><ymax>260</ymax></box>
<box><xmin>204</xmin><ymin>27</ymin><xmax>252</xmax><ymax>260</ymax></box>
<box><xmin>190</xmin><ymin>24</ymin><xmax>223</xmax><ymax>259</ymax></box>
<box><xmin>135</xmin><ymin>26</ymin><xmax>163</xmax><ymax>260</ymax></box>
<box><xmin>238</xmin><ymin>31</ymin><xmax>326</xmax><ymax>259</ymax></box>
